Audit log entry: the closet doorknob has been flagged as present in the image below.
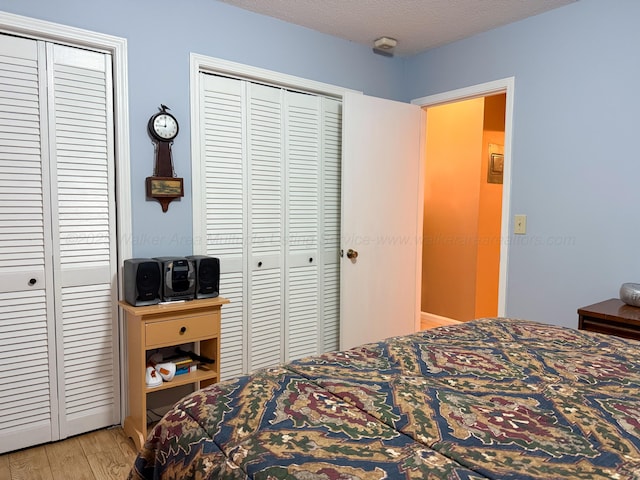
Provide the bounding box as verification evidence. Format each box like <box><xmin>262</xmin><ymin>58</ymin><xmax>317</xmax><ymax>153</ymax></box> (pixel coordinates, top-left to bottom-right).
<box><xmin>346</xmin><ymin>249</ymin><xmax>358</xmax><ymax>259</ymax></box>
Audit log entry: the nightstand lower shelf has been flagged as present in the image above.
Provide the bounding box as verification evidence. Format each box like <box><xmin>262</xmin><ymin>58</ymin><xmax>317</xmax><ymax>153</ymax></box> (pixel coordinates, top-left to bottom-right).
<box><xmin>143</xmin><ymin>367</ymin><xmax>218</xmax><ymax>393</ymax></box>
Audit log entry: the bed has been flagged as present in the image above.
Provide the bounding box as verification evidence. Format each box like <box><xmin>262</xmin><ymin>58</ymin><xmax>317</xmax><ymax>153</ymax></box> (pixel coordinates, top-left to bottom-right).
<box><xmin>128</xmin><ymin>318</ymin><xmax>640</xmax><ymax>479</ymax></box>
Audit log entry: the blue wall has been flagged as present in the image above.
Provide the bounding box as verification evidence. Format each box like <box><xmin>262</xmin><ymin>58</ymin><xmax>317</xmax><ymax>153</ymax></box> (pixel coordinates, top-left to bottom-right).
<box><xmin>0</xmin><ymin>0</ymin><xmax>404</xmax><ymax>257</ymax></box>
<box><xmin>404</xmin><ymin>0</ymin><xmax>640</xmax><ymax>327</ymax></box>
<box><xmin>1</xmin><ymin>0</ymin><xmax>638</xmax><ymax>328</ymax></box>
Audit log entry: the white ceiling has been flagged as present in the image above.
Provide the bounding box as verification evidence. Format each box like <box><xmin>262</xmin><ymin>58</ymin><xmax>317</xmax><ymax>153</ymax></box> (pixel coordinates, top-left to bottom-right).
<box><xmin>219</xmin><ymin>0</ymin><xmax>576</xmax><ymax>56</ymax></box>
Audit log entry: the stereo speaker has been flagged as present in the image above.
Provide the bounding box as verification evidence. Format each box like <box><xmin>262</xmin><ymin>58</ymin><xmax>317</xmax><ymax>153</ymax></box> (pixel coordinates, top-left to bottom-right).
<box><xmin>154</xmin><ymin>256</ymin><xmax>196</xmax><ymax>301</ymax></box>
<box><xmin>187</xmin><ymin>255</ymin><xmax>220</xmax><ymax>299</ymax></box>
<box><xmin>123</xmin><ymin>258</ymin><xmax>162</xmax><ymax>306</ymax></box>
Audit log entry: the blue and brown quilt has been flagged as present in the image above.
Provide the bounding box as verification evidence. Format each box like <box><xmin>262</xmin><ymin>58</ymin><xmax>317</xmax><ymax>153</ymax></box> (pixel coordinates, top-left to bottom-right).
<box><xmin>128</xmin><ymin>318</ymin><xmax>640</xmax><ymax>479</ymax></box>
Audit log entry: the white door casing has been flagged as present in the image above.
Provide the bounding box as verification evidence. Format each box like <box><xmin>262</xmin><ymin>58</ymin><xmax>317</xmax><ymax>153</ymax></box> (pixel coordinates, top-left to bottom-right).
<box><xmin>340</xmin><ymin>92</ymin><xmax>424</xmax><ymax>350</ymax></box>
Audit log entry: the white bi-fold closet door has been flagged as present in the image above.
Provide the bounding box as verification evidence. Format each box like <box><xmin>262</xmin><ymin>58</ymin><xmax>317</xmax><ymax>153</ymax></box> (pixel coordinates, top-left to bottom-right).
<box><xmin>0</xmin><ymin>33</ymin><xmax>119</xmax><ymax>453</ymax></box>
<box><xmin>196</xmin><ymin>73</ymin><xmax>341</xmax><ymax>379</ymax></box>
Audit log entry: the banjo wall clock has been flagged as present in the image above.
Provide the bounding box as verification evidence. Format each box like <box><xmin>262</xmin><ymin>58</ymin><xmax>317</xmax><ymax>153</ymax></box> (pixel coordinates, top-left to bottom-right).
<box><xmin>146</xmin><ymin>104</ymin><xmax>184</xmax><ymax>212</ymax></box>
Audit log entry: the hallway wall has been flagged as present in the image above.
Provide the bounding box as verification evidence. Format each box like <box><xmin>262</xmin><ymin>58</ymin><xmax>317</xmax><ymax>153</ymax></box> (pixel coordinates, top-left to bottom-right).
<box><xmin>422</xmin><ymin>95</ymin><xmax>504</xmax><ymax>321</ymax></box>
<box><xmin>475</xmin><ymin>94</ymin><xmax>505</xmax><ymax>317</ymax></box>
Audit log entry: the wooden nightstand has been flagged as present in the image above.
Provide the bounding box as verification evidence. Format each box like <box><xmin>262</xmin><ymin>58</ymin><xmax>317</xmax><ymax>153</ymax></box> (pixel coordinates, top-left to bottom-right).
<box><xmin>120</xmin><ymin>297</ymin><xmax>229</xmax><ymax>450</ymax></box>
<box><xmin>577</xmin><ymin>298</ymin><xmax>640</xmax><ymax>341</ymax></box>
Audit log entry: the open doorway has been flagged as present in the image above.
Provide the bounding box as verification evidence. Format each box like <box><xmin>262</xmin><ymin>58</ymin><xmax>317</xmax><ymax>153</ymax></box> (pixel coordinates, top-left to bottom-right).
<box><xmin>412</xmin><ymin>77</ymin><xmax>514</xmax><ymax>327</ymax></box>
<box><xmin>421</xmin><ymin>93</ymin><xmax>506</xmax><ymax>323</ymax></box>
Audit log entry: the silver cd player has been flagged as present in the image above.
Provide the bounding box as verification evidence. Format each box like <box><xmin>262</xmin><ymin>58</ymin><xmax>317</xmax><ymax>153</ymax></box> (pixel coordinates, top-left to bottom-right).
<box><xmin>153</xmin><ymin>256</ymin><xmax>195</xmax><ymax>301</ymax></box>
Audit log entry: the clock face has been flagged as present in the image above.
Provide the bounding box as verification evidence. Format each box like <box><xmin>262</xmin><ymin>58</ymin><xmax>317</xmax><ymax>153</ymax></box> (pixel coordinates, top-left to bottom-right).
<box><xmin>151</xmin><ymin>113</ymin><xmax>179</xmax><ymax>141</ymax></box>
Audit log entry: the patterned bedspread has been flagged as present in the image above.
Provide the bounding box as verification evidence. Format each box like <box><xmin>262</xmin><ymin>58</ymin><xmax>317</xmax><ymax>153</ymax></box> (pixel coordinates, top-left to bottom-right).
<box><xmin>128</xmin><ymin>318</ymin><xmax>640</xmax><ymax>479</ymax></box>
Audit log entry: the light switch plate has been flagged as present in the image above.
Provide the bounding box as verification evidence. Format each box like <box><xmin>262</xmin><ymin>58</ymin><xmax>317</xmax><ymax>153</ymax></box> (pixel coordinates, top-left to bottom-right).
<box><xmin>514</xmin><ymin>214</ymin><xmax>527</xmax><ymax>235</ymax></box>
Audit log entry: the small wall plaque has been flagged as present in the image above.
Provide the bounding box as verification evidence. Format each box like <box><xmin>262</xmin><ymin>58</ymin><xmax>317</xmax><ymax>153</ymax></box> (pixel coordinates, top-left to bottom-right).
<box><xmin>487</xmin><ymin>144</ymin><xmax>504</xmax><ymax>184</ymax></box>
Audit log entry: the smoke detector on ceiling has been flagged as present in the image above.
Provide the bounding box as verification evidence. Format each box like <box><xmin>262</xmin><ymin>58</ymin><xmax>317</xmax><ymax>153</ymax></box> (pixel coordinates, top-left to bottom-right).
<box><xmin>373</xmin><ymin>36</ymin><xmax>398</xmax><ymax>57</ymax></box>
<box><xmin>374</xmin><ymin>37</ymin><xmax>397</xmax><ymax>50</ymax></box>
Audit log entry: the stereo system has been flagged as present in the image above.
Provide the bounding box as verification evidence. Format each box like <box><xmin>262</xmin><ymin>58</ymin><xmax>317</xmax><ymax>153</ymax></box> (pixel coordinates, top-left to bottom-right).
<box><xmin>123</xmin><ymin>255</ymin><xmax>220</xmax><ymax>306</ymax></box>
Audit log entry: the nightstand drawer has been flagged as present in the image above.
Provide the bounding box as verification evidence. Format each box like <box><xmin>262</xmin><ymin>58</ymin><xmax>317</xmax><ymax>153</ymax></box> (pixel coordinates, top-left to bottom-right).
<box><xmin>580</xmin><ymin>316</ymin><xmax>640</xmax><ymax>341</ymax></box>
<box><xmin>145</xmin><ymin>312</ymin><xmax>220</xmax><ymax>347</ymax></box>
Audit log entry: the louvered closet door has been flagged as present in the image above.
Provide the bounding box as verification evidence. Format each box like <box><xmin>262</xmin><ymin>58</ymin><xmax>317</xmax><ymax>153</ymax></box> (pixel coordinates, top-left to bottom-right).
<box><xmin>320</xmin><ymin>98</ymin><xmax>341</xmax><ymax>353</ymax></box>
<box><xmin>247</xmin><ymin>83</ymin><xmax>285</xmax><ymax>371</ymax></box>
<box><xmin>0</xmin><ymin>35</ymin><xmax>118</xmax><ymax>453</ymax></box>
<box><xmin>284</xmin><ymin>94</ymin><xmax>342</xmax><ymax>360</ymax></box>
<box><xmin>48</xmin><ymin>44</ymin><xmax>118</xmax><ymax>438</ymax></box>
<box><xmin>284</xmin><ymin>91</ymin><xmax>320</xmax><ymax>361</ymax></box>
<box><xmin>198</xmin><ymin>72</ymin><xmax>341</xmax><ymax>377</ymax></box>
<box><xmin>0</xmin><ymin>34</ymin><xmax>57</xmax><ymax>453</ymax></box>
<box><xmin>200</xmin><ymin>74</ymin><xmax>247</xmax><ymax>378</ymax></box>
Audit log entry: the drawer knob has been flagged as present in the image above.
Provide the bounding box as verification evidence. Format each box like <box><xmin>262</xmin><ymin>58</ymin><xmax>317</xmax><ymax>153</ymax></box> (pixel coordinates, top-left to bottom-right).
<box><xmin>179</xmin><ymin>326</ymin><xmax>187</xmax><ymax>334</ymax></box>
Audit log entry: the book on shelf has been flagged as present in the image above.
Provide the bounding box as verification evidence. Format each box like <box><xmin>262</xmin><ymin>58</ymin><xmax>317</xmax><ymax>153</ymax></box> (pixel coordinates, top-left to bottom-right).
<box><xmin>175</xmin><ymin>363</ymin><xmax>197</xmax><ymax>375</ymax></box>
<box><xmin>165</xmin><ymin>355</ymin><xmax>192</xmax><ymax>366</ymax></box>
<box><xmin>163</xmin><ymin>355</ymin><xmax>199</xmax><ymax>375</ymax></box>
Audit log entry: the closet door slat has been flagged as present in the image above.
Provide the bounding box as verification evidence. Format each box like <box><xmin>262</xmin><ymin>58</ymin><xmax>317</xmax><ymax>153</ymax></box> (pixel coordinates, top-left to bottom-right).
<box><xmin>201</xmin><ymin>74</ymin><xmax>247</xmax><ymax>379</ymax></box>
<box><xmin>285</xmin><ymin>91</ymin><xmax>320</xmax><ymax>361</ymax></box>
<box><xmin>321</xmin><ymin>98</ymin><xmax>342</xmax><ymax>352</ymax></box>
<box><xmin>248</xmin><ymin>83</ymin><xmax>284</xmax><ymax>372</ymax></box>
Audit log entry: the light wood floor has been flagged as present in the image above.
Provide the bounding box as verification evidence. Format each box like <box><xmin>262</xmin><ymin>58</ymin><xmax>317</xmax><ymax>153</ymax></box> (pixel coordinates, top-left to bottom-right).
<box><xmin>421</xmin><ymin>316</ymin><xmax>461</xmax><ymax>330</ymax></box>
<box><xmin>0</xmin><ymin>426</ymin><xmax>136</xmax><ymax>480</ymax></box>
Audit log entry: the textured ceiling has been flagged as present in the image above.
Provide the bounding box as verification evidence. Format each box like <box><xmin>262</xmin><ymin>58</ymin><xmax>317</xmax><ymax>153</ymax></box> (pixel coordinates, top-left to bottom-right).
<box><xmin>218</xmin><ymin>0</ymin><xmax>577</xmax><ymax>56</ymax></box>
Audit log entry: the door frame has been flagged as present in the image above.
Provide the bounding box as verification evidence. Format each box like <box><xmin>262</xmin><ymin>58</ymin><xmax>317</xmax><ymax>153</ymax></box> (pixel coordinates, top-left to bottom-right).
<box><xmin>412</xmin><ymin>77</ymin><xmax>515</xmax><ymax>316</ymax></box>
